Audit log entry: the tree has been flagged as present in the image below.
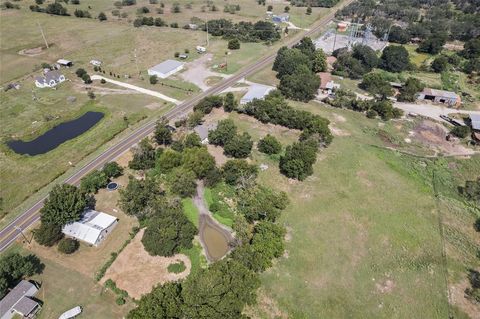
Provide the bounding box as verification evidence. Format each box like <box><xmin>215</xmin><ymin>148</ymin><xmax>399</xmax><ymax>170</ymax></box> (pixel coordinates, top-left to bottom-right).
<box><xmin>459</xmin><ymin>178</ymin><xmax>480</xmax><ymax>204</ymax></box>
<box><xmin>58</xmin><ymin>238</ymin><xmax>79</xmax><ymax>254</ymax></box>
<box><xmin>227</xmin><ymin>38</ymin><xmax>240</xmax><ymax>50</ymax></box>
<box><xmin>98</xmin><ymin>12</ymin><xmax>107</xmax><ymax>21</ymax></box>
<box><xmin>80</xmin><ymin>170</ymin><xmax>109</xmax><ymax>193</ymax></box>
<box><xmin>193</xmin><ymin>96</ymin><xmax>223</xmax><ymax>114</ymax></box>
<box><xmin>154</xmin><ymin>120</ymin><xmax>173</xmax><ymax>145</ymax></box>
<box><xmin>306</xmin><ymin>6</ymin><xmax>312</xmax><ymax>15</ymax></box>
<box><xmin>257</xmin><ymin>134</ymin><xmax>281</xmax><ymax>154</ymax></box>
<box><xmin>0</xmin><ymin>253</ymin><xmax>44</xmax><ymax>299</ymax></box>
<box><xmin>45</xmin><ymin>2</ymin><xmax>68</xmax><ymax>15</ymax></box>
<box><xmin>278</xmin><ymin>64</ymin><xmax>320</xmax><ymax>102</ymax></box>
<box><xmin>450</xmin><ymin>126</ymin><xmax>471</xmax><ymax>138</ymax></box>
<box><xmin>284</xmin><ymin>6</ymin><xmax>290</xmax><ymax>12</ymax></box>
<box><xmin>127</xmin><ymin>282</ymin><xmax>184</xmax><ymax>319</ymax></box>
<box><xmin>380</xmin><ymin>45</ymin><xmax>410</xmax><ymax>72</ymax></box>
<box><xmin>388</xmin><ymin>26</ymin><xmax>410</xmax><ymax>44</ymax></box>
<box><xmin>273</xmin><ymin>47</ymin><xmax>311</xmax><ymax>79</ymax></box>
<box><xmin>182</xmin><ymin>147</ymin><xmax>216</xmax><ymax>179</ymax></box>
<box><xmin>156</xmin><ymin>149</ymin><xmax>183</xmax><ymax>172</ymax></box>
<box><xmin>34</xmin><ymin>222</ymin><xmax>63</xmax><ymax>246</ymax></box>
<box><xmin>129</xmin><ymin>138</ymin><xmax>156</xmax><ymax>170</ymax></box>
<box><xmin>461</xmin><ymin>38</ymin><xmax>480</xmax><ymax>59</ymax></box>
<box><xmin>352</xmin><ymin>44</ymin><xmax>379</xmax><ymax>71</ymax></box>
<box><xmin>417</xmin><ymin>35</ymin><xmax>446</xmax><ymax>55</ymax></box>
<box><xmin>208</xmin><ymin>119</ymin><xmax>237</xmax><ymax>146</ymax></box>
<box><xmin>398</xmin><ymin>77</ymin><xmax>425</xmax><ymax>102</ymax></box>
<box><xmin>431</xmin><ymin>56</ymin><xmax>449</xmax><ymax>73</ymax></box>
<box><xmin>312</xmin><ymin>49</ymin><xmax>328</xmax><ymax>72</ymax></box>
<box><xmin>369</xmin><ymin>99</ymin><xmax>403</xmax><ymax>121</ymax></box>
<box><xmin>168</xmin><ymin>168</ymin><xmax>197</xmax><ymax>198</ymax></box>
<box><xmin>40</xmin><ymin>184</ymin><xmax>86</xmax><ymax>226</ymax></box>
<box><xmin>181</xmin><ymin>259</ymin><xmax>260</xmax><ymax>319</ymax></box>
<box><xmin>142</xmin><ymin>209</ymin><xmax>196</xmax><ymax>256</ymax></box>
<box><xmin>82</xmin><ymin>73</ymin><xmax>92</xmax><ymax>84</ymax></box>
<box><xmin>184</xmin><ymin>132</ymin><xmax>202</xmax><ymax>148</ymax></box>
<box><xmin>222</xmin><ymin>160</ymin><xmax>258</xmax><ymax>186</ymax></box>
<box><xmin>223</xmin><ymin>92</ymin><xmax>237</xmax><ymax>112</ymax></box>
<box><xmin>119</xmin><ymin>177</ymin><xmax>162</xmax><ymax>218</ymax></box>
<box><xmin>224</xmin><ymin>133</ymin><xmax>253</xmax><ymax>158</ymax></box>
<box><xmin>237</xmin><ymin>186</ymin><xmax>288</xmax><ymax>222</ymax></box>
<box><xmin>293</xmin><ymin>37</ymin><xmax>316</xmax><ymax>59</ymax></box>
<box><xmin>76</xmin><ymin>68</ymin><xmax>87</xmax><ymax>77</ymax></box>
<box><xmin>359</xmin><ymin>73</ymin><xmax>394</xmax><ymax>99</ymax></box>
<box><xmin>150</xmin><ymin>75</ymin><xmax>158</xmax><ymax>84</ymax></box>
<box><xmin>187</xmin><ymin>111</ymin><xmax>204</xmax><ymax>128</ymax></box>
<box><xmin>103</xmin><ymin>162</ymin><xmax>123</xmax><ymax>178</ymax></box>
<box><xmin>204</xmin><ymin>167</ymin><xmax>222</xmax><ymax>187</ymax></box>
<box><xmin>279</xmin><ymin>140</ymin><xmax>318</xmax><ymax>180</ymax></box>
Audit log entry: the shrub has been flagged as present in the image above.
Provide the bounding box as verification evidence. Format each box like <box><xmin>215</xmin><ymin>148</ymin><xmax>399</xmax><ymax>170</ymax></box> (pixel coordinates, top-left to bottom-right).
<box><xmin>257</xmin><ymin>134</ymin><xmax>281</xmax><ymax>155</ymax></box>
<box><xmin>150</xmin><ymin>75</ymin><xmax>158</xmax><ymax>85</ymax></box>
<box><xmin>450</xmin><ymin>126</ymin><xmax>471</xmax><ymax>138</ymax></box>
<box><xmin>58</xmin><ymin>238</ymin><xmax>79</xmax><ymax>254</ymax></box>
<box><xmin>116</xmin><ymin>297</ymin><xmax>126</xmax><ymax>305</ymax></box>
<box><xmin>228</xmin><ymin>38</ymin><xmax>240</xmax><ymax>50</ymax></box>
<box><xmin>366</xmin><ymin>109</ymin><xmax>378</xmax><ymax>119</ymax></box>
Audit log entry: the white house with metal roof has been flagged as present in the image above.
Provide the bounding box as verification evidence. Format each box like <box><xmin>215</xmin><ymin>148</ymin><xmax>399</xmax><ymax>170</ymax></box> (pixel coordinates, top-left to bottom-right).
<box><xmin>0</xmin><ymin>280</ymin><xmax>41</xmax><ymax>319</ymax></box>
<box><xmin>34</xmin><ymin>70</ymin><xmax>65</xmax><ymax>88</ymax></box>
<box><xmin>240</xmin><ymin>84</ymin><xmax>274</xmax><ymax>104</ymax></box>
<box><xmin>148</xmin><ymin>60</ymin><xmax>184</xmax><ymax>79</ymax></box>
<box><xmin>62</xmin><ymin>210</ymin><xmax>118</xmax><ymax>246</ymax></box>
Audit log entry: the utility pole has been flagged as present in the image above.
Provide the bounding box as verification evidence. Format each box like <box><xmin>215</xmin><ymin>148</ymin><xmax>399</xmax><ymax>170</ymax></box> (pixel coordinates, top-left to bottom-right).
<box><xmin>332</xmin><ymin>26</ymin><xmax>338</xmax><ymax>52</ymax></box>
<box><xmin>134</xmin><ymin>48</ymin><xmax>140</xmax><ymax>77</ymax></box>
<box><xmin>14</xmin><ymin>226</ymin><xmax>30</xmax><ymax>244</ymax></box>
<box><xmin>37</xmin><ymin>22</ymin><xmax>49</xmax><ymax>49</ymax></box>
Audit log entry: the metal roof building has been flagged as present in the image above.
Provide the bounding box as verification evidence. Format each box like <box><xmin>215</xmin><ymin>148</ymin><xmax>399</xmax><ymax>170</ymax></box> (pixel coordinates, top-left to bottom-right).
<box><xmin>0</xmin><ymin>280</ymin><xmax>41</xmax><ymax>319</ymax></box>
<box><xmin>147</xmin><ymin>60</ymin><xmax>184</xmax><ymax>79</ymax></box>
<box><xmin>471</xmin><ymin>114</ymin><xmax>480</xmax><ymax>131</ymax></box>
<box><xmin>194</xmin><ymin>123</ymin><xmax>218</xmax><ymax>144</ymax></box>
<box><xmin>62</xmin><ymin>210</ymin><xmax>118</xmax><ymax>246</ymax></box>
<box><xmin>417</xmin><ymin>88</ymin><xmax>461</xmax><ymax>107</ymax></box>
<box><xmin>240</xmin><ymin>84</ymin><xmax>274</xmax><ymax>104</ymax></box>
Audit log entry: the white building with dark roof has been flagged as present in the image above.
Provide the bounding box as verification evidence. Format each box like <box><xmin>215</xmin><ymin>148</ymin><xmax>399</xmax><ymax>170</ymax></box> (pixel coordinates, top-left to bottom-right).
<box><xmin>62</xmin><ymin>210</ymin><xmax>118</xmax><ymax>246</ymax></box>
<box><xmin>0</xmin><ymin>280</ymin><xmax>41</xmax><ymax>319</ymax></box>
<box><xmin>147</xmin><ymin>60</ymin><xmax>184</xmax><ymax>79</ymax></box>
<box><xmin>240</xmin><ymin>84</ymin><xmax>274</xmax><ymax>105</ymax></box>
<box><xmin>34</xmin><ymin>70</ymin><xmax>65</xmax><ymax>88</ymax></box>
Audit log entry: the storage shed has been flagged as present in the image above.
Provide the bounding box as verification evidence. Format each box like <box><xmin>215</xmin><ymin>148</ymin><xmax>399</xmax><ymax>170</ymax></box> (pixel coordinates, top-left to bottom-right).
<box><xmin>147</xmin><ymin>60</ymin><xmax>184</xmax><ymax>79</ymax></box>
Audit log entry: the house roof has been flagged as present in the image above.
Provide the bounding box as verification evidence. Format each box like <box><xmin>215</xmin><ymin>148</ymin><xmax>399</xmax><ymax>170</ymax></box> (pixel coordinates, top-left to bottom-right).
<box><xmin>62</xmin><ymin>210</ymin><xmax>117</xmax><ymax>245</ymax></box>
<box><xmin>0</xmin><ymin>280</ymin><xmax>38</xmax><ymax>318</ymax></box>
<box><xmin>14</xmin><ymin>297</ymin><xmax>39</xmax><ymax>316</ymax></box>
<box><xmin>240</xmin><ymin>84</ymin><xmax>274</xmax><ymax>103</ymax></box>
<box><xmin>45</xmin><ymin>70</ymin><xmax>63</xmax><ymax>82</ymax></box>
<box><xmin>194</xmin><ymin>123</ymin><xmax>218</xmax><ymax>140</ymax></box>
<box><xmin>471</xmin><ymin>114</ymin><xmax>480</xmax><ymax>130</ymax></box>
<box><xmin>319</xmin><ymin>72</ymin><xmax>332</xmax><ymax>89</ymax></box>
<box><xmin>422</xmin><ymin>88</ymin><xmax>458</xmax><ymax>99</ymax></box>
<box><xmin>148</xmin><ymin>60</ymin><xmax>184</xmax><ymax>75</ymax></box>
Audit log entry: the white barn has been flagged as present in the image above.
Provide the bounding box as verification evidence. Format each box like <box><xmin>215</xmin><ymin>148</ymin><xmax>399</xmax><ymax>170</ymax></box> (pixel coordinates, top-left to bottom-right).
<box><xmin>62</xmin><ymin>210</ymin><xmax>118</xmax><ymax>246</ymax></box>
<box><xmin>148</xmin><ymin>60</ymin><xmax>184</xmax><ymax>79</ymax></box>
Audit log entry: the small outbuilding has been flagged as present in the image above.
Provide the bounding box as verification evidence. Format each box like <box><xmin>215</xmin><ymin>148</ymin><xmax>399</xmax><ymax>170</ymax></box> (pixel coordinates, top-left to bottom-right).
<box><xmin>194</xmin><ymin>123</ymin><xmax>218</xmax><ymax>144</ymax></box>
<box><xmin>319</xmin><ymin>72</ymin><xmax>339</xmax><ymax>94</ymax></box>
<box><xmin>272</xmin><ymin>13</ymin><xmax>289</xmax><ymax>23</ymax></box>
<box><xmin>196</xmin><ymin>46</ymin><xmax>207</xmax><ymax>53</ymax></box>
<box><xmin>0</xmin><ymin>280</ymin><xmax>41</xmax><ymax>319</ymax></box>
<box><xmin>34</xmin><ymin>70</ymin><xmax>65</xmax><ymax>88</ymax></box>
<box><xmin>470</xmin><ymin>114</ymin><xmax>480</xmax><ymax>141</ymax></box>
<box><xmin>56</xmin><ymin>59</ymin><xmax>73</xmax><ymax>67</ymax></box>
<box><xmin>62</xmin><ymin>210</ymin><xmax>118</xmax><ymax>246</ymax></box>
<box><xmin>240</xmin><ymin>84</ymin><xmax>274</xmax><ymax>105</ymax></box>
<box><xmin>90</xmin><ymin>60</ymin><xmax>102</xmax><ymax>67</ymax></box>
<box><xmin>147</xmin><ymin>60</ymin><xmax>184</xmax><ymax>79</ymax></box>
<box><xmin>417</xmin><ymin>88</ymin><xmax>461</xmax><ymax>107</ymax></box>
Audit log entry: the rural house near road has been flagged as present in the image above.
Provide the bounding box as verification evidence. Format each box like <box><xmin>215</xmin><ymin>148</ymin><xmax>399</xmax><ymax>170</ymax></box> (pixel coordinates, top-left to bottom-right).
<box><xmin>34</xmin><ymin>70</ymin><xmax>65</xmax><ymax>88</ymax></box>
<box><xmin>148</xmin><ymin>60</ymin><xmax>184</xmax><ymax>79</ymax></box>
<box><xmin>62</xmin><ymin>210</ymin><xmax>118</xmax><ymax>246</ymax></box>
<box><xmin>0</xmin><ymin>280</ymin><xmax>41</xmax><ymax>319</ymax></box>
<box><xmin>240</xmin><ymin>84</ymin><xmax>274</xmax><ymax>104</ymax></box>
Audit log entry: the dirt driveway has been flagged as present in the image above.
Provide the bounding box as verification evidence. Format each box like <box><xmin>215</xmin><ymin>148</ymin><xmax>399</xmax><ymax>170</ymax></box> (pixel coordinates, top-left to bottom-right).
<box><xmin>179</xmin><ymin>54</ymin><xmax>230</xmax><ymax>91</ymax></box>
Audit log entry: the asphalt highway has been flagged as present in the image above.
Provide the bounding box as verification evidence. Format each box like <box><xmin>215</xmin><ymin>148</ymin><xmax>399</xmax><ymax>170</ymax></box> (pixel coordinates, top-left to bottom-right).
<box><xmin>0</xmin><ymin>0</ymin><xmax>353</xmax><ymax>252</ymax></box>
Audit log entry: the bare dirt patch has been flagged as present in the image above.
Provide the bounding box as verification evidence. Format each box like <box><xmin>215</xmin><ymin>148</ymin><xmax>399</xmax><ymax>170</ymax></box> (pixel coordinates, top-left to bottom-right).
<box><xmin>449</xmin><ymin>280</ymin><xmax>480</xmax><ymax>319</ymax></box>
<box><xmin>356</xmin><ymin>170</ymin><xmax>373</xmax><ymax>188</ymax></box>
<box><xmin>18</xmin><ymin>46</ymin><xmax>46</xmax><ymax>56</ymax></box>
<box><xmin>115</xmin><ymin>150</ymin><xmax>133</xmax><ymax>168</ymax></box>
<box><xmin>412</xmin><ymin>120</ymin><xmax>475</xmax><ymax>156</ymax></box>
<box><xmin>243</xmin><ymin>288</ymin><xmax>288</xmax><ymax>319</ymax></box>
<box><xmin>102</xmin><ymin>229</ymin><xmax>191</xmax><ymax>299</ymax></box>
<box><xmin>330</xmin><ymin>125</ymin><xmax>351</xmax><ymax>137</ymax></box>
<box><xmin>375</xmin><ymin>278</ymin><xmax>396</xmax><ymax>294</ymax></box>
<box><xmin>207</xmin><ymin>144</ymin><xmax>228</xmax><ymax>166</ymax></box>
<box><xmin>332</xmin><ymin>113</ymin><xmax>347</xmax><ymax>123</ymax></box>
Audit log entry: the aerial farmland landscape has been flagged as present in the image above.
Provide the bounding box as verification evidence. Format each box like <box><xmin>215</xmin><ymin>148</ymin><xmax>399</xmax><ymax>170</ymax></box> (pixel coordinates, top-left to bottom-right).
<box><xmin>0</xmin><ymin>0</ymin><xmax>479</xmax><ymax>318</ymax></box>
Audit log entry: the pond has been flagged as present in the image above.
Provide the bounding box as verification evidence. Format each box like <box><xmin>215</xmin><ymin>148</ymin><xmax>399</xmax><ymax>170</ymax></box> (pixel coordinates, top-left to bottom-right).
<box><xmin>201</xmin><ymin>222</ymin><xmax>230</xmax><ymax>261</ymax></box>
<box><xmin>7</xmin><ymin>111</ymin><xmax>104</xmax><ymax>156</ymax></box>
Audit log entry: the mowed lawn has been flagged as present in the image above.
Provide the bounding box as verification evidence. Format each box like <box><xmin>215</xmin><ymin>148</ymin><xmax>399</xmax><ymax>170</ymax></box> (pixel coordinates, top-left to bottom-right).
<box><xmin>213</xmin><ymin>103</ymin><xmax>460</xmax><ymax>318</ymax></box>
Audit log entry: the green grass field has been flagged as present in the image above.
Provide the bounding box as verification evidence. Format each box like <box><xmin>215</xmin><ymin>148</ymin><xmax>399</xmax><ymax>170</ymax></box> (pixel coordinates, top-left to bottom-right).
<box><xmin>209</xmin><ymin>101</ymin><xmax>479</xmax><ymax>318</ymax></box>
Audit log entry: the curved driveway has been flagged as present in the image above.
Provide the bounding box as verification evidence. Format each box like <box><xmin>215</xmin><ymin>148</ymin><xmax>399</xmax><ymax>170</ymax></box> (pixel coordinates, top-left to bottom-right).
<box><xmin>0</xmin><ymin>0</ymin><xmax>355</xmax><ymax>252</ymax></box>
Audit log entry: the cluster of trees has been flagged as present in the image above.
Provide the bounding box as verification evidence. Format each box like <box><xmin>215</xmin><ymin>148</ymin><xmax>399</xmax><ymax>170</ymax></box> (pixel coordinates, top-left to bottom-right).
<box><xmin>30</xmin><ymin>2</ymin><xmax>69</xmax><ymax>15</ymax></box>
<box><xmin>458</xmin><ymin>177</ymin><xmax>480</xmax><ymax>204</ymax></box>
<box><xmin>324</xmin><ymin>88</ymin><xmax>404</xmax><ymax>121</ymax></box>
<box><xmin>74</xmin><ymin>9</ymin><xmax>91</xmax><ymax>18</ymax></box>
<box><xmin>205</xmin><ymin>19</ymin><xmax>280</xmax><ymax>43</ymax></box>
<box><xmin>80</xmin><ymin>162</ymin><xmax>123</xmax><ymax>194</ymax></box>
<box><xmin>273</xmin><ymin>37</ymin><xmax>327</xmax><ymax>101</ymax></box>
<box><xmin>75</xmin><ymin>68</ymin><xmax>92</xmax><ymax>84</ymax></box>
<box><xmin>133</xmin><ymin>16</ymin><xmax>168</xmax><ymax>27</ymax></box>
<box><xmin>208</xmin><ymin>119</ymin><xmax>253</xmax><ymax>158</ymax></box>
<box><xmin>0</xmin><ymin>252</ymin><xmax>44</xmax><ymax>298</ymax></box>
<box><xmin>34</xmin><ymin>184</ymin><xmax>90</xmax><ymax>253</ymax></box>
<box><xmin>290</xmin><ymin>0</ymin><xmax>339</xmax><ymax>7</ymax></box>
<box><xmin>465</xmin><ymin>269</ymin><xmax>480</xmax><ymax>304</ymax></box>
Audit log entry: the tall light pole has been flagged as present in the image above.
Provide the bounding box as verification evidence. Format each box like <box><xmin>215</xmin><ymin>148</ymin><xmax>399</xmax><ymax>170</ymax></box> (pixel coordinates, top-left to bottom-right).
<box><xmin>37</xmin><ymin>22</ymin><xmax>49</xmax><ymax>49</ymax></box>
